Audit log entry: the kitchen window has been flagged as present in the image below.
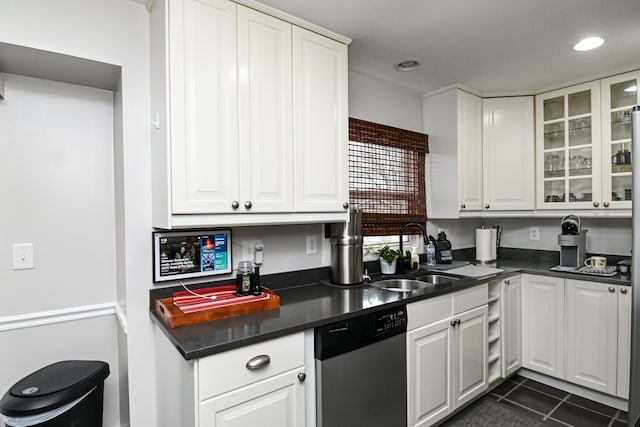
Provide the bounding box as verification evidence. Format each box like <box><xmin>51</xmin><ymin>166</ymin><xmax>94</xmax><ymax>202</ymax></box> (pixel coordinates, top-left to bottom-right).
<box><xmin>348</xmin><ymin>118</ymin><xmax>428</xmax><ymax>239</ymax></box>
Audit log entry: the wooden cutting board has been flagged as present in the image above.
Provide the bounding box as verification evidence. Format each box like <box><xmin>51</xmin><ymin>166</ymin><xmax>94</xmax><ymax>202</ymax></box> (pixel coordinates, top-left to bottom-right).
<box><xmin>154</xmin><ymin>287</ymin><xmax>280</xmax><ymax>329</ymax></box>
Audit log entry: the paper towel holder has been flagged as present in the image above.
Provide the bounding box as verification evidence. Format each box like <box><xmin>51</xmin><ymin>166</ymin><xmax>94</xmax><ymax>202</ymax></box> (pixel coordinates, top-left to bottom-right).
<box><xmin>475</xmin><ymin>227</ymin><xmax>497</xmax><ymax>265</ymax></box>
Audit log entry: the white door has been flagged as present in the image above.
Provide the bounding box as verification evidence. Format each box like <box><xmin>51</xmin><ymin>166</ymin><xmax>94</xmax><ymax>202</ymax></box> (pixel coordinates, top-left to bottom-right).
<box><xmin>407</xmin><ymin>318</ymin><xmax>453</xmax><ymax>427</ymax></box>
<box><xmin>458</xmin><ymin>90</ymin><xmax>484</xmax><ymax>211</ymax></box>
<box><xmin>521</xmin><ymin>275</ymin><xmax>565</xmax><ymax>379</ymax></box>
<box><xmin>453</xmin><ymin>305</ymin><xmax>488</xmax><ymax>408</ymax></box>
<box><xmin>566</xmin><ymin>279</ymin><xmax>618</xmax><ymax>394</ymax></box>
<box><xmin>237</xmin><ymin>6</ymin><xmax>294</xmax><ymax>213</ymax></box>
<box><xmin>199</xmin><ymin>368</ymin><xmax>305</xmax><ymax>427</ymax></box>
<box><xmin>292</xmin><ymin>26</ymin><xmax>349</xmax><ymax>212</ymax></box>
<box><xmin>501</xmin><ymin>276</ymin><xmax>522</xmax><ymax>377</ymax></box>
<box><xmin>617</xmin><ymin>286</ymin><xmax>632</xmax><ymax>399</ymax></box>
<box><xmin>482</xmin><ymin>97</ymin><xmax>535</xmax><ymax>211</ymax></box>
<box><xmin>170</xmin><ymin>0</ymin><xmax>240</xmax><ymax>213</ymax></box>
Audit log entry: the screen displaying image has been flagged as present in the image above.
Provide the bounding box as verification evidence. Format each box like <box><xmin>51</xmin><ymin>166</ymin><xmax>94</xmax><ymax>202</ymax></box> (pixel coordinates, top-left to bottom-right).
<box><xmin>153</xmin><ymin>229</ymin><xmax>232</xmax><ymax>282</ymax></box>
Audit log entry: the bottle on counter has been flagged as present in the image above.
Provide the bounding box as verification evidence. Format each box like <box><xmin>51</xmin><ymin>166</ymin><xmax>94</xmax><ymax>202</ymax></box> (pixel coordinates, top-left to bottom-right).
<box><xmin>236</xmin><ymin>261</ymin><xmax>254</xmax><ymax>295</ymax></box>
<box><xmin>410</xmin><ymin>246</ymin><xmax>419</xmax><ymax>270</ymax></box>
<box><xmin>426</xmin><ymin>241</ymin><xmax>436</xmax><ymax>266</ymax></box>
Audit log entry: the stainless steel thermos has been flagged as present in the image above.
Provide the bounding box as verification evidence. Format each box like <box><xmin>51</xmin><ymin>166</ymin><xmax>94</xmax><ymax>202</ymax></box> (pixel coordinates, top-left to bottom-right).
<box><xmin>329</xmin><ymin>208</ymin><xmax>364</xmax><ymax>285</ymax></box>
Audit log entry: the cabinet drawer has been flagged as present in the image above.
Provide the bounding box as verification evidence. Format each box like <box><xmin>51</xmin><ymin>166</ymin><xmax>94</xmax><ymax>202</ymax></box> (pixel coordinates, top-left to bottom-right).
<box><xmin>197</xmin><ymin>332</ymin><xmax>304</xmax><ymax>400</ymax></box>
<box><xmin>407</xmin><ymin>294</ymin><xmax>453</xmax><ymax>330</ymax></box>
<box><xmin>453</xmin><ymin>284</ymin><xmax>488</xmax><ymax>315</ymax></box>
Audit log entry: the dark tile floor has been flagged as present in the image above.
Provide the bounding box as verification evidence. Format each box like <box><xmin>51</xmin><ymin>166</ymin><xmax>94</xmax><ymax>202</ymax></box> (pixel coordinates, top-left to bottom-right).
<box><xmin>446</xmin><ymin>374</ymin><xmax>628</xmax><ymax>426</ymax></box>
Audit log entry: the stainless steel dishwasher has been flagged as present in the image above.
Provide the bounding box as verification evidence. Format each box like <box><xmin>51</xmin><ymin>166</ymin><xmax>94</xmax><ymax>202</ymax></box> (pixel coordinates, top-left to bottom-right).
<box><xmin>315</xmin><ymin>305</ymin><xmax>407</xmax><ymax>427</ymax></box>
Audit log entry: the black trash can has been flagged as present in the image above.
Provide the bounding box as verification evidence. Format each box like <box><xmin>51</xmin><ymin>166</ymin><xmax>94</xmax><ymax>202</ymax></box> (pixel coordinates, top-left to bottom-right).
<box><xmin>0</xmin><ymin>360</ymin><xmax>109</xmax><ymax>427</ymax></box>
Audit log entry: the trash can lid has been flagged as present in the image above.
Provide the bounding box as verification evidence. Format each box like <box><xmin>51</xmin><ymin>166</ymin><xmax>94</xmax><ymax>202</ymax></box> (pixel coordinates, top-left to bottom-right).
<box><xmin>0</xmin><ymin>360</ymin><xmax>109</xmax><ymax>417</ymax></box>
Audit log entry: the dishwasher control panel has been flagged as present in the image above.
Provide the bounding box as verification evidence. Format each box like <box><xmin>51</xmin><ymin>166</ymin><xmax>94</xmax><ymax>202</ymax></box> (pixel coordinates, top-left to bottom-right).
<box><xmin>315</xmin><ymin>305</ymin><xmax>407</xmax><ymax>360</ymax></box>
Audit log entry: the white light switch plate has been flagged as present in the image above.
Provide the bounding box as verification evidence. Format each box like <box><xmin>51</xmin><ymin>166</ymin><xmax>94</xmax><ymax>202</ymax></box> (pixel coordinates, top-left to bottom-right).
<box><xmin>13</xmin><ymin>243</ymin><xmax>34</xmax><ymax>270</ymax></box>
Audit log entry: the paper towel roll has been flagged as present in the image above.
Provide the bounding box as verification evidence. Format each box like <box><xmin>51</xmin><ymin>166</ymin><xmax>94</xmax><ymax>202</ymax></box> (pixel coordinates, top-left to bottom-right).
<box><xmin>476</xmin><ymin>229</ymin><xmax>496</xmax><ymax>263</ymax></box>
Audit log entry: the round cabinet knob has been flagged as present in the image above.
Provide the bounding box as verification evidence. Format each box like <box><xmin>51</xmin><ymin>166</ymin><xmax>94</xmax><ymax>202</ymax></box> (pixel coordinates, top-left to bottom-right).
<box><xmin>604</xmin><ymin>202</ymin><xmax>610</xmax><ymax>208</ymax></box>
<box><xmin>456</xmin><ymin>319</ymin><xmax>461</xmax><ymax>325</ymax></box>
<box><xmin>231</xmin><ymin>201</ymin><xmax>240</xmax><ymax>209</ymax></box>
<box><xmin>297</xmin><ymin>372</ymin><xmax>307</xmax><ymax>382</ymax></box>
<box><xmin>450</xmin><ymin>320</ymin><xmax>457</xmax><ymax>327</ymax></box>
<box><xmin>609</xmin><ymin>286</ymin><xmax>616</xmax><ymax>293</ymax></box>
<box><xmin>593</xmin><ymin>202</ymin><xmax>600</xmax><ymax>208</ymax></box>
<box><xmin>461</xmin><ymin>204</ymin><xmax>466</xmax><ymax>209</ymax></box>
<box><xmin>505</xmin><ymin>279</ymin><xmax>510</xmax><ymax>285</ymax></box>
<box><xmin>244</xmin><ymin>201</ymin><xmax>253</xmax><ymax>209</ymax></box>
<box><xmin>485</xmin><ymin>204</ymin><xmax>490</xmax><ymax>209</ymax></box>
<box><xmin>621</xmin><ymin>287</ymin><xmax>628</xmax><ymax>294</ymax></box>
<box><xmin>343</xmin><ymin>202</ymin><xmax>349</xmax><ymax>209</ymax></box>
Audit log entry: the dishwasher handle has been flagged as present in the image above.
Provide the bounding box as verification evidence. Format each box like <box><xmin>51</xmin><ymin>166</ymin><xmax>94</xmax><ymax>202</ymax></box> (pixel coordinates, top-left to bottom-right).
<box><xmin>245</xmin><ymin>355</ymin><xmax>271</xmax><ymax>370</ymax></box>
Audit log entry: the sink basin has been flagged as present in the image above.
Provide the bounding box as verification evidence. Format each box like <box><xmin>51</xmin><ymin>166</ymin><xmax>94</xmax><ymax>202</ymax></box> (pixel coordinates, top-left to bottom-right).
<box><xmin>369</xmin><ymin>279</ymin><xmax>434</xmax><ymax>293</ymax></box>
<box><xmin>415</xmin><ymin>274</ymin><xmax>459</xmax><ymax>285</ymax></box>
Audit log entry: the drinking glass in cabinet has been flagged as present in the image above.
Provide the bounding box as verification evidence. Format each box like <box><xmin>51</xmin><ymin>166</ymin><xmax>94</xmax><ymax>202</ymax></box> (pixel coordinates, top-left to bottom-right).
<box><xmin>569</xmin><ymin>117</ymin><xmax>591</xmax><ymax>146</ymax></box>
<box><xmin>568</xmin><ymin>148</ymin><xmax>592</xmax><ymax>176</ymax></box>
<box><xmin>544</xmin><ymin>153</ymin><xmax>564</xmax><ymax>178</ymax></box>
<box><xmin>611</xmin><ymin>110</ymin><xmax>632</xmax><ymax>141</ymax></box>
<box><xmin>610</xmin><ymin>80</ymin><xmax>638</xmax><ymax>109</ymax></box>
<box><xmin>544</xmin><ymin>96</ymin><xmax>564</xmax><ymax>121</ymax></box>
<box><xmin>568</xmin><ymin>90</ymin><xmax>591</xmax><ymax>116</ymax></box>
<box><xmin>544</xmin><ymin>122</ymin><xmax>565</xmax><ymax>150</ymax></box>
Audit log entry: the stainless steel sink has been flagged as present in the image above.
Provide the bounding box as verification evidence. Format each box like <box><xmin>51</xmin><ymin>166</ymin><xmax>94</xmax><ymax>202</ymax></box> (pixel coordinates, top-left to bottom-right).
<box><xmin>369</xmin><ymin>279</ymin><xmax>434</xmax><ymax>293</ymax></box>
<box><xmin>415</xmin><ymin>274</ymin><xmax>460</xmax><ymax>285</ymax></box>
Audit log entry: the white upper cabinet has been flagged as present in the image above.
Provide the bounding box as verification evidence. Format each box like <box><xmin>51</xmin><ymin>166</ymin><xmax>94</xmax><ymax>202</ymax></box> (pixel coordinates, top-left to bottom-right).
<box><xmin>292</xmin><ymin>26</ymin><xmax>349</xmax><ymax>212</ymax></box>
<box><xmin>424</xmin><ymin>88</ymin><xmax>483</xmax><ymax>218</ymax></box>
<box><xmin>150</xmin><ymin>0</ymin><xmax>349</xmax><ymax>228</ymax></box>
<box><xmin>482</xmin><ymin>97</ymin><xmax>535</xmax><ymax>211</ymax></box>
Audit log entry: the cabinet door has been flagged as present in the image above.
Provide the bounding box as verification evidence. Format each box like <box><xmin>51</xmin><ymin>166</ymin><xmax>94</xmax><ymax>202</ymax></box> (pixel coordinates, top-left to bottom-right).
<box><xmin>237</xmin><ymin>6</ymin><xmax>294</xmax><ymax>213</ymax></box>
<box><xmin>600</xmin><ymin>70</ymin><xmax>639</xmax><ymax>210</ymax></box>
<box><xmin>458</xmin><ymin>90</ymin><xmax>484</xmax><ymax>211</ymax></box>
<box><xmin>292</xmin><ymin>26</ymin><xmax>349</xmax><ymax>212</ymax></box>
<box><xmin>617</xmin><ymin>286</ymin><xmax>632</xmax><ymax>399</ymax></box>
<box><xmin>407</xmin><ymin>318</ymin><xmax>453</xmax><ymax>427</ymax></box>
<box><xmin>501</xmin><ymin>276</ymin><xmax>522</xmax><ymax>377</ymax></box>
<box><xmin>199</xmin><ymin>368</ymin><xmax>305</xmax><ymax>427</ymax></box>
<box><xmin>453</xmin><ymin>305</ymin><xmax>488</xmax><ymax>408</ymax></box>
<box><xmin>170</xmin><ymin>0</ymin><xmax>239</xmax><ymax>213</ymax></box>
<box><xmin>536</xmin><ymin>81</ymin><xmax>602</xmax><ymax>209</ymax></box>
<box><xmin>566</xmin><ymin>279</ymin><xmax>618</xmax><ymax>395</ymax></box>
<box><xmin>483</xmin><ymin>97</ymin><xmax>534</xmax><ymax>210</ymax></box>
<box><xmin>521</xmin><ymin>275</ymin><xmax>565</xmax><ymax>379</ymax></box>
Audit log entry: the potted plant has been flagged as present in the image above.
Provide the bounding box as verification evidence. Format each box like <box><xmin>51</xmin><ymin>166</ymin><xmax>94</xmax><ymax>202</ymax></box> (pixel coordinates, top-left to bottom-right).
<box><xmin>377</xmin><ymin>245</ymin><xmax>403</xmax><ymax>274</ymax></box>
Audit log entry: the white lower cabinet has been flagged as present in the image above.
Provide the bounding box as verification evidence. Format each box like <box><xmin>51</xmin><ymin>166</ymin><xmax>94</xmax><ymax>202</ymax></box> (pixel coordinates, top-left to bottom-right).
<box><xmin>566</xmin><ymin>279</ymin><xmax>632</xmax><ymax>398</ymax></box>
<box><xmin>522</xmin><ymin>275</ymin><xmax>632</xmax><ymax>399</ymax></box>
<box><xmin>521</xmin><ymin>274</ymin><xmax>565</xmax><ymax>379</ymax></box>
<box><xmin>199</xmin><ymin>368</ymin><xmax>304</xmax><ymax>427</ymax></box>
<box><xmin>501</xmin><ymin>276</ymin><xmax>522</xmax><ymax>378</ymax></box>
<box><xmin>407</xmin><ymin>285</ymin><xmax>488</xmax><ymax>427</ymax></box>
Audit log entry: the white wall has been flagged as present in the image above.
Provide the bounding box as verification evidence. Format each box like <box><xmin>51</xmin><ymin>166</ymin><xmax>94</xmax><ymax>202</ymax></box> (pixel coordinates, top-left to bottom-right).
<box><xmin>0</xmin><ymin>1</ymin><xmax>150</xmax><ymax>425</ymax></box>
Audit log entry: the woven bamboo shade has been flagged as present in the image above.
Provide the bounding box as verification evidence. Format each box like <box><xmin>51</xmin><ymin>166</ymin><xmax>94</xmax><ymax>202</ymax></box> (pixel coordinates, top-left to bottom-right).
<box><xmin>348</xmin><ymin>118</ymin><xmax>429</xmax><ymax>236</ymax></box>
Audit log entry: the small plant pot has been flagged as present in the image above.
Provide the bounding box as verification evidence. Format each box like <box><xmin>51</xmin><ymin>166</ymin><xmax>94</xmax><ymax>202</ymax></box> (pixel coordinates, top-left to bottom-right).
<box><xmin>380</xmin><ymin>258</ymin><xmax>397</xmax><ymax>275</ymax></box>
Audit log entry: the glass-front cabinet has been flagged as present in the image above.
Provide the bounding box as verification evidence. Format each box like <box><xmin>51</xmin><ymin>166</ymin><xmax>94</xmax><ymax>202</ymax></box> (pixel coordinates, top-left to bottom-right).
<box><xmin>601</xmin><ymin>70</ymin><xmax>639</xmax><ymax>209</ymax></box>
<box><xmin>536</xmin><ymin>81</ymin><xmax>602</xmax><ymax>209</ymax></box>
<box><xmin>536</xmin><ymin>71</ymin><xmax>639</xmax><ymax>211</ymax></box>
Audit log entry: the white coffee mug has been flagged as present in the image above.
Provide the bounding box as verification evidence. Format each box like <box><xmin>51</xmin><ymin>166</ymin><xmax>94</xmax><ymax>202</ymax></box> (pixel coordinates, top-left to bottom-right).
<box><xmin>584</xmin><ymin>256</ymin><xmax>607</xmax><ymax>269</ymax></box>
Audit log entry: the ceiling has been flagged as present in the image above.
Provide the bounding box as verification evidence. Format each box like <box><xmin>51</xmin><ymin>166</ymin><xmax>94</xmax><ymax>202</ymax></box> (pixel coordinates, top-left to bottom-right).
<box><xmin>254</xmin><ymin>0</ymin><xmax>640</xmax><ymax>95</ymax></box>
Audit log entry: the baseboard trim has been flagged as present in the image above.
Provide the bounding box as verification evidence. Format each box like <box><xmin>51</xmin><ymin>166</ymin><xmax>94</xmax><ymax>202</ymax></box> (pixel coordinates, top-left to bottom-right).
<box><xmin>0</xmin><ymin>302</ymin><xmax>127</xmax><ymax>333</ymax></box>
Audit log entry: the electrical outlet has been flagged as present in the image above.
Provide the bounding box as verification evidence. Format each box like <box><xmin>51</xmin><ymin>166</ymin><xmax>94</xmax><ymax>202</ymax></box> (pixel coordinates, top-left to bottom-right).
<box><xmin>13</xmin><ymin>243</ymin><xmax>34</xmax><ymax>270</ymax></box>
<box><xmin>437</xmin><ymin>228</ymin><xmax>449</xmax><ymax>237</ymax></box>
<box><xmin>306</xmin><ymin>235</ymin><xmax>317</xmax><ymax>255</ymax></box>
<box><xmin>529</xmin><ymin>227</ymin><xmax>540</xmax><ymax>241</ymax></box>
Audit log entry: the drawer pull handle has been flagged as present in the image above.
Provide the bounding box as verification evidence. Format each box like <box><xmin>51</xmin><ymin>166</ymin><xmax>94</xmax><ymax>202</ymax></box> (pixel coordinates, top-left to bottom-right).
<box><xmin>246</xmin><ymin>355</ymin><xmax>271</xmax><ymax>370</ymax></box>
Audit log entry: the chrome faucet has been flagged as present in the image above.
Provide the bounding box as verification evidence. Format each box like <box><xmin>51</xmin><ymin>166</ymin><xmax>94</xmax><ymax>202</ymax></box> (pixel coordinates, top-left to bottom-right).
<box><xmin>398</xmin><ymin>222</ymin><xmax>429</xmax><ymax>274</ymax></box>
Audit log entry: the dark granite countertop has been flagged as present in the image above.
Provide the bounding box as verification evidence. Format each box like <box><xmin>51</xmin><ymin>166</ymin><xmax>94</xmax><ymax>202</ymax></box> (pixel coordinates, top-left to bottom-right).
<box><xmin>150</xmin><ymin>248</ymin><xmax>631</xmax><ymax>360</ymax></box>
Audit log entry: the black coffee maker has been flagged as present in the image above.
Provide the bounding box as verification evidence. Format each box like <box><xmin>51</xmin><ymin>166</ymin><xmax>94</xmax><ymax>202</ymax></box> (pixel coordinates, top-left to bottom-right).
<box><xmin>429</xmin><ymin>231</ymin><xmax>453</xmax><ymax>264</ymax></box>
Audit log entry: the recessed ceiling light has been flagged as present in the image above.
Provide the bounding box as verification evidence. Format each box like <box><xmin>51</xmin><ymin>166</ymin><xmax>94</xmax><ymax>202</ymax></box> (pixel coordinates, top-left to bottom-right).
<box><xmin>573</xmin><ymin>36</ymin><xmax>604</xmax><ymax>51</ymax></box>
<box><xmin>394</xmin><ymin>59</ymin><xmax>421</xmax><ymax>72</ymax></box>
